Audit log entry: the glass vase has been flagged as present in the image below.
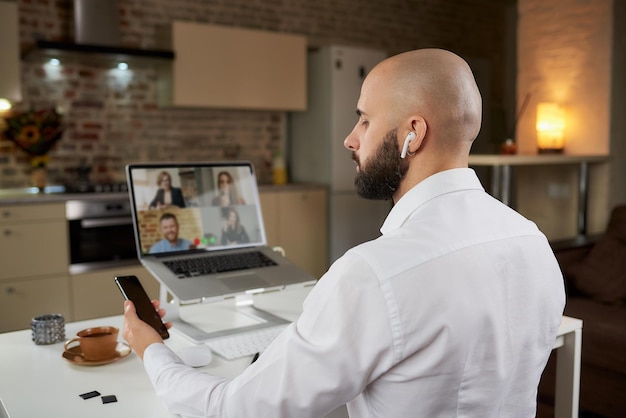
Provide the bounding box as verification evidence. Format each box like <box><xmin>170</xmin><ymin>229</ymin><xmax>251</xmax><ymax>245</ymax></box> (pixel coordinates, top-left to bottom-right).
<box><xmin>31</xmin><ymin>166</ymin><xmax>47</xmax><ymax>193</ymax></box>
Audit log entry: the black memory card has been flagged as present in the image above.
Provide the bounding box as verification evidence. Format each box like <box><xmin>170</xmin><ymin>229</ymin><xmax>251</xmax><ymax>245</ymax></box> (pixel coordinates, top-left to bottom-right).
<box><xmin>79</xmin><ymin>391</ymin><xmax>101</xmax><ymax>400</ymax></box>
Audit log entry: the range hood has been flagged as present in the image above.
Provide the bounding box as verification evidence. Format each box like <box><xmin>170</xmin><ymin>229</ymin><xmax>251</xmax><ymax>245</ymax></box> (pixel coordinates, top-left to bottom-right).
<box><xmin>30</xmin><ymin>40</ymin><xmax>174</xmax><ymax>60</ymax></box>
<box><xmin>25</xmin><ymin>0</ymin><xmax>173</xmax><ymax>64</ymax></box>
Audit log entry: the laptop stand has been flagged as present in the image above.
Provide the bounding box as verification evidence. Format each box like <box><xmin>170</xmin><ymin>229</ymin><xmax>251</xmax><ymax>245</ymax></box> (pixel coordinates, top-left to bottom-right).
<box><xmin>159</xmin><ymin>285</ymin><xmax>290</xmax><ymax>343</ymax></box>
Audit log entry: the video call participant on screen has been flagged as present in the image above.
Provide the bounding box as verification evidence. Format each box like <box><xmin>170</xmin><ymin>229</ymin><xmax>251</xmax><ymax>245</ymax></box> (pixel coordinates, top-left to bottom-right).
<box><xmin>149</xmin><ymin>171</ymin><xmax>186</xmax><ymax>209</ymax></box>
<box><xmin>211</xmin><ymin>171</ymin><xmax>246</xmax><ymax>206</ymax></box>
<box><xmin>148</xmin><ymin>213</ymin><xmax>194</xmax><ymax>254</ymax></box>
<box><xmin>221</xmin><ymin>206</ymin><xmax>250</xmax><ymax>245</ymax></box>
<box><xmin>123</xmin><ymin>48</ymin><xmax>565</xmax><ymax>418</ymax></box>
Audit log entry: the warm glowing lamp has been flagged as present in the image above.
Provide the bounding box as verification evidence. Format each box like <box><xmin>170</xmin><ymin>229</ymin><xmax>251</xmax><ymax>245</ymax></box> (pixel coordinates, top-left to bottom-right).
<box><xmin>0</xmin><ymin>99</ymin><xmax>11</xmax><ymax>112</ymax></box>
<box><xmin>536</xmin><ymin>102</ymin><xmax>565</xmax><ymax>153</ymax></box>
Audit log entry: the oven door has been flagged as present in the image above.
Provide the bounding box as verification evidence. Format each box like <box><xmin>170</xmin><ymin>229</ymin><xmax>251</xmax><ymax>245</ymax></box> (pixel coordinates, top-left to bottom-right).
<box><xmin>68</xmin><ymin>215</ymin><xmax>138</xmax><ymax>274</ymax></box>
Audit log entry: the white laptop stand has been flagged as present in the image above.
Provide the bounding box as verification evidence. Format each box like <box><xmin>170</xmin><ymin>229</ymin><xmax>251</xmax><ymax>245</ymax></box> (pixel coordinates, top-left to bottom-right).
<box><xmin>159</xmin><ymin>285</ymin><xmax>290</xmax><ymax>343</ymax></box>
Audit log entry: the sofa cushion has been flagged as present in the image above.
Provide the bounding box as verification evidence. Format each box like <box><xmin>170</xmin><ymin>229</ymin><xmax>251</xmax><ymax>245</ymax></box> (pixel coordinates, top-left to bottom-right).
<box><xmin>564</xmin><ymin>205</ymin><xmax>626</xmax><ymax>305</ymax></box>
<box><xmin>606</xmin><ymin>204</ymin><xmax>626</xmax><ymax>240</ymax></box>
<box><xmin>564</xmin><ymin>296</ymin><xmax>626</xmax><ymax>375</ymax></box>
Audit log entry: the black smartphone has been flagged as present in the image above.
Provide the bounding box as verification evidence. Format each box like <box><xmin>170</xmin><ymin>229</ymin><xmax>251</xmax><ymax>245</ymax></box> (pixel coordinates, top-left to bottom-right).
<box><xmin>115</xmin><ymin>276</ymin><xmax>170</xmax><ymax>339</ymax></box>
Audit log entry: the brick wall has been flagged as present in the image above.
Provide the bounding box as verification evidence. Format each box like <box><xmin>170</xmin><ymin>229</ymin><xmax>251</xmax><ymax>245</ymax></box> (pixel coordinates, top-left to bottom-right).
<box><xmin>515</xmin><ymin>0</ymin><xmax>613</xmax><ymax>238</ymax></box>
<box><xmin>516</xmin><ymin>0</ymin><xmax>612</xmax><ymax>155</ymax></box>
<box><xmin>0</xmin><ymin>0</ymin><xmax>510</xmax><ymax>188</ymax></box>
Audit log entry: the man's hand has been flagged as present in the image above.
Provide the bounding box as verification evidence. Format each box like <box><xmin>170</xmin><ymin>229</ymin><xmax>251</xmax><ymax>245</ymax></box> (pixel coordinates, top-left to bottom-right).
<box><xmin>122</xmin><ymin>300</ymin><xmax>172</xmax><ymax>360</ymax></box>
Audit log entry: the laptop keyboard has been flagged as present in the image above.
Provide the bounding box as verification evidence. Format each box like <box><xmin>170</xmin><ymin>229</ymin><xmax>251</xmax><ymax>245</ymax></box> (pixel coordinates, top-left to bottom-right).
<box><xmin>204</xmin><ymin>324</ymin><xmax>288</xmax><ymax>360</ymax></box>
<box><xmin>164</xmin><ymin>251</ymin><xmax>277</xmax><ymax>278</ymax></box>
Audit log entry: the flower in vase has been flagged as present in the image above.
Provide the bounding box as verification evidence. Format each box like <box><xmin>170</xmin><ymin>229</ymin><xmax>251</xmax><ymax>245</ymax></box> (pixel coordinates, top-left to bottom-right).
<box><xmin>1</xmin><ymin>107</ymin><xmax>63</xmax><ymax>167</ymax></box>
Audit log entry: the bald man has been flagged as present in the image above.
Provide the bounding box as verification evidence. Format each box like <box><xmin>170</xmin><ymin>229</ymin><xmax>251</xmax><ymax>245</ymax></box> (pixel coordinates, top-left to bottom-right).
<box><xmin>123</xmin><ymin>49</ymin><xmax>565</xmax><ymax>418</ymax></box>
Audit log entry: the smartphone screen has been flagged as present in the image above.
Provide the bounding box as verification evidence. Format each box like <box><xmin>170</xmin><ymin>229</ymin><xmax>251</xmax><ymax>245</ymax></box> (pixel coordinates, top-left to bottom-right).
<box><xmin>115</xmin><ymin>276</ymin><xmax>169</xmax><ymax>339</ymax></box>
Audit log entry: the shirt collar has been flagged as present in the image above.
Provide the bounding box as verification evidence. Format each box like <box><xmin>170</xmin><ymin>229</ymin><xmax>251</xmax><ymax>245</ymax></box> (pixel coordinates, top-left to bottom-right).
<box><xmin>380</xmin><ymin>168</ymin><xmax>484</xmax><ymax>235</ymax></box>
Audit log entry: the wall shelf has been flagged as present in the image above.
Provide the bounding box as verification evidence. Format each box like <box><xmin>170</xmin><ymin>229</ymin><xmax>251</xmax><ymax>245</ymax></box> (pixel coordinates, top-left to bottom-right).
<box><xmin>469</xmin><ymin>154</ymin><xmax>610</xmax><ymax>236</ymax></box>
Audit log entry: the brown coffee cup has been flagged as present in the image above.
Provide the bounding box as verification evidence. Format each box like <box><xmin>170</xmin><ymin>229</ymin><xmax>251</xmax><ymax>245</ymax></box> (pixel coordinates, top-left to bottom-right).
<box><xmin>64</xmin><ymin>326</ymin><xmax>119</xmax><ymax>361</ymax></box>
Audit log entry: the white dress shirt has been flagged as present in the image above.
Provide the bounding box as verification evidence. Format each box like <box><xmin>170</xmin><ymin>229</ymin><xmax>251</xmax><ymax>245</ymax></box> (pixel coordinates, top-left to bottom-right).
<box><xmin>143</xmin><ymin>168</ymin><xmax>565</xmax><ymax>418</ymax></box>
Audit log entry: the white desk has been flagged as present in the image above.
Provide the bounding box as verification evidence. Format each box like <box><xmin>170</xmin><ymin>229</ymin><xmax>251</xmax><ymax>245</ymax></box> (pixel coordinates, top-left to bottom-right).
<box><xmin>0</xmin><ymin>286</ymin><xmax>581</xmax><ymax>418</ymax></box>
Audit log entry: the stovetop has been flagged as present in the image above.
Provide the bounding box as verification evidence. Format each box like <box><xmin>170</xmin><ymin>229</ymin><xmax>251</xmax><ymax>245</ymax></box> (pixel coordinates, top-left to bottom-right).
<box><xmin>63</xmin><ymin>182</ymin><xmax>129</xmax><ymax>194</ymax></box>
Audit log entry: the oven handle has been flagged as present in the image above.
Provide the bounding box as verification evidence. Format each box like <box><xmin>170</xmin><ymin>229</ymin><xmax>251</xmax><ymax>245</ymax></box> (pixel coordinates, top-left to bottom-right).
<box><xmin>81</xmin><ymin>217</ymin><xmax>132</xmax><ymax>228</ymax></box>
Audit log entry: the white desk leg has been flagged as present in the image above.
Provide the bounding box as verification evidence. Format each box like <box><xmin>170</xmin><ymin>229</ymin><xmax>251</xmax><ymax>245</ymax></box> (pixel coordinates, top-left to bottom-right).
<box><xmin>554</xmin><ymin>328</ymin><xmax>582</xmax><ymax>418</ymax></box>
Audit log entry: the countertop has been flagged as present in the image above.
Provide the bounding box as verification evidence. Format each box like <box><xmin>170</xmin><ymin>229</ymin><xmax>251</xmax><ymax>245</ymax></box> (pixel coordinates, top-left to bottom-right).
<box><xmin>0</xmin><ymin>183</ymin><xmax>328</xmax><ymax>205</ymax></box>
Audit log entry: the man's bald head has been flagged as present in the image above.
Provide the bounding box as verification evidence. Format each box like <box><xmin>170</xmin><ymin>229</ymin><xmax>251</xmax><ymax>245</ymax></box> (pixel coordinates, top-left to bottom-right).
<box><xmin>345</xmin><ymin>48</ymin><xmax>483</xmax><ymax>202</ymax></box>
<box><xmin>364</xmin><ymin>48</ymin><xmax>482</xmax><ymax>150</ymax></box>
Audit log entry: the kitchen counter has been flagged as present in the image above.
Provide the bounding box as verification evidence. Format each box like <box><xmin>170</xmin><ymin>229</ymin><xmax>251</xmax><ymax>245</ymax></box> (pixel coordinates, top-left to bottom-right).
<box><xmin>0</xmin><ymin>183</ymin><xmax>325</xmax><ymax>205</ymax></box>
<box><xmin>0</xmin><ymin>188</ymin><xmax>127</xmax><ymax>205</ymax></box>
<box><xmin>0</xmin><ymin>183</ymin><xmax>326</xmax><ymax>205</ymax></box>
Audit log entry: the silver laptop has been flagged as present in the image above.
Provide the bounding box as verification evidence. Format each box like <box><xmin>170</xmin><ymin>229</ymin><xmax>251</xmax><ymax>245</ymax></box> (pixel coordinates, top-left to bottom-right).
<box><xmin>0</xmin><ymin>399</ymin><xmax>11</xmax><ymax>418</ymax></box>
<box><xmin>126</xmin><ymin>161</ymin><xmax>316</xmax><ymax>303</ymax></box>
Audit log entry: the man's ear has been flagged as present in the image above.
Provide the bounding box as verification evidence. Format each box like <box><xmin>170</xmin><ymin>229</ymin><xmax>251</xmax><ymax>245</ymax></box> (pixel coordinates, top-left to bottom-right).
<box><xmin>408</xmin><ymin>116</ymin><xmax>427</xmax><ymax>153</ymax></box>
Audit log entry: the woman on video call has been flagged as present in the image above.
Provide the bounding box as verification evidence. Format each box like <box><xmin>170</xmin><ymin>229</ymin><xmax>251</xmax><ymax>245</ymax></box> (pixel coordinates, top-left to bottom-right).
<box><xmin>212</xmin><ymin>171</ymin><xmax>246</xmax><ymax>207</ymax></box>
<box><xmin>149</xmin><ymin>171</ymin><xmax>186</xmax><ymax>209</ymax></box>
<box><xmin>221</xmin><ymin>207</ymin><xmax>250</xmax><ymax>245</ymax></box>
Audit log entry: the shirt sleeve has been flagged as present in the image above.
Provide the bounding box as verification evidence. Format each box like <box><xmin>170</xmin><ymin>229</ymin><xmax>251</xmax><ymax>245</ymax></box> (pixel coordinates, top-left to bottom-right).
<box><xmin>144</xmin><ymin>343</ymin><xmax>230</xmax><ymax>418</ymax></box>
<box><xmin>143</xmin><ymin>250</ymin><xmax>396</xmax><ymax>418</ymax></box>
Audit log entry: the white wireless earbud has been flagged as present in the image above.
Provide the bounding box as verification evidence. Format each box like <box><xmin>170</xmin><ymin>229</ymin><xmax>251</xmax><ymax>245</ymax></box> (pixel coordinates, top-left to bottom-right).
<box><xmin>401</xmin><ymin>132</ymin><xmax>416</xmax><ymax>159</ymax></box>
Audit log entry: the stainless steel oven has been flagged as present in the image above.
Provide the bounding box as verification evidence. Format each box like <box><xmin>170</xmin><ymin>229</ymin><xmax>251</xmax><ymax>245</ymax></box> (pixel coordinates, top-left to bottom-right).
<box><xmin>66</xmin><ymin>197</ymin><xmax>138</xmax><ymax>274</ymax></box>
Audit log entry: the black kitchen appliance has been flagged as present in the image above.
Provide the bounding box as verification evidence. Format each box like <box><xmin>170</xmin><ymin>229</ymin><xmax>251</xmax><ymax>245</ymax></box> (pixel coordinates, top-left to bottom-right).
<box><xmin>66</xmin><ymin>197</ymin><xmax>137</xmax><ymax>274</ymax></box>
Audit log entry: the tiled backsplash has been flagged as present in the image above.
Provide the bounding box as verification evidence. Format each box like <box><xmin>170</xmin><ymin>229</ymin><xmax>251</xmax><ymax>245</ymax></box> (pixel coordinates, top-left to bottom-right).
<box><xmin>0</xmin><ymin>0</ymin><xmax>509</xmax><ymax>188</ymax></box>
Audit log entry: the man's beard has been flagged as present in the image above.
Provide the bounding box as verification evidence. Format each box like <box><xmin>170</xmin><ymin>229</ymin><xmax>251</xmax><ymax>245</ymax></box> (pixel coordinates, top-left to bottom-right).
<box><xmin>353</xmin><ymin>129</ymin><xmax>410</xmax><ymax>200</ymax></box>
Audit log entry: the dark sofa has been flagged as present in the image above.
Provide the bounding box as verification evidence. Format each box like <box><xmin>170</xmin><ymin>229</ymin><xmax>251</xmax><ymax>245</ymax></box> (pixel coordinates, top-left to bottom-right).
<box><xmin>539</xmin><ymin>205</ymin><xmax>626</xmax><ymax>417</ymax></box>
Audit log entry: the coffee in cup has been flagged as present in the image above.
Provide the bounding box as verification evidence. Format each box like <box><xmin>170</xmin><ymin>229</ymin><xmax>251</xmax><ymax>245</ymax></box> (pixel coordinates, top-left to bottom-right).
<box><xmin>64</xmin><ymin>326</ymin><xmax>119</xmax><ymax>361</ymax></box>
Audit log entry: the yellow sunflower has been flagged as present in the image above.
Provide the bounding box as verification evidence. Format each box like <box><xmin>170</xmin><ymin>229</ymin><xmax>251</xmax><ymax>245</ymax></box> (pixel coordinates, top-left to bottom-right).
<box><xmin>17</xmin><ymin>125</ymin><xmax>41</xmax><ymax>145</ymax></box>
<box><xmin>2</xmin><ymin>108</ymin><xmax>63</xmax><ymax>162</ymax></box>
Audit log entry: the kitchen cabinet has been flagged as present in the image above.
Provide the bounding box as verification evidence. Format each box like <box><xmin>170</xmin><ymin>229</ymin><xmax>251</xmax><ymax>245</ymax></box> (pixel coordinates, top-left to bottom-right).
<box><xmin>0</xmin><ymin>184</ymin><xmax>327</xmax><ymax>331</ymax></box>
<box><xmin>260</xmin><ymin>187</ymin><xmax>328</xmax><ymax>278</ymax></box>
<box><xmin>0</xmin><ymin>276</ymin><xmax>71</xmax><ymax>333</ymax></box>
<box><xmin>0</xmin><ymin>0</ymin><xmax>22</xmax><ymax>102</ymax></box>
<box><xmin>158</xmin><ymin>22</ymin><xmax>307</xmax><ymax>110</ymax></box>
<box><xmin>0</xmin><ymin>203</ymin><xmax>68</xmax><ymax>280</ymax></box>
<box><xmin>71</xmin><ymin>264</ymin><xmax>159</xmax><ymax>321</ymax></box>
<box><xmin>0</xmin><ymin>202</ymin><xmax>69</xmax><ymax>332</ymax></box>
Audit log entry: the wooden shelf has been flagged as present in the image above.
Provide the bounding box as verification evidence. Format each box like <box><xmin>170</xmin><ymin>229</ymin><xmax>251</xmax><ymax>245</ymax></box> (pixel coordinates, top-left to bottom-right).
<box><xmin>469</xmin><ymin>154</ymin><xmax>610</xmax><ymax>236</ymax></box>
<box><xmin>469</xmin><ymin>154</ymin><xmax>609</xmax><ymax>166</ymax></box>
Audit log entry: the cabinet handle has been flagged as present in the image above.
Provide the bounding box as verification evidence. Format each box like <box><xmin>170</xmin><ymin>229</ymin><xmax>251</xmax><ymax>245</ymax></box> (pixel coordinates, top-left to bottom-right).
<box><xmin>2</xmin><ymin>211</ymin><xmax>10</xmax><ymax>218</ymax></box>
<box><xmin>3</xmin><ymin>229</ymin><xmax>12</xmax><ymax>236</ymax></box>
<box><xmin>5</xmin><ymin>287</ymin><xmax>16</xmax><ymax>295</ymax></box>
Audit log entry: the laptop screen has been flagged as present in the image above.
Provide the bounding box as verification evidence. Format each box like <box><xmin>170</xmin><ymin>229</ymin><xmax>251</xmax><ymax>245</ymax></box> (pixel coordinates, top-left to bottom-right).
<box><xmin>126</xmin><ymin>162</ymin><xmax>266</xmax><ymax>257</ymax></box>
